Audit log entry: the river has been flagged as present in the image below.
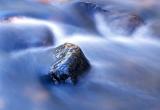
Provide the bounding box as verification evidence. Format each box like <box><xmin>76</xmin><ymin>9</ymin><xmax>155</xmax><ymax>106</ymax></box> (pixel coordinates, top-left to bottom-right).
<box><xmin>0</xmin><ymin>0</ymin><xmax>160</xmax><ymax>110</ymax></box>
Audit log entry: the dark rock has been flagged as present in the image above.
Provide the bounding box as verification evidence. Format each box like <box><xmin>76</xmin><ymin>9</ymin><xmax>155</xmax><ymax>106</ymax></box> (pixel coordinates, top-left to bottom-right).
<box><xmin>73</xmin><ymin>2</ymin><xmax>108</xmax><ymax>15</ymax></box>
<box><xmin>49</xmin><ymin>43</ymin><xmax>90</xmax><ymax>84</ymax></box>
<box><xmin>0</xmin><ymin>24</ymin><xmax>54</xmax><ymax>52</ymax></box>
<box><xmin>68</xmin><ymin>2</ymin><xmax>107</xmax><ymax>34</ymax></box>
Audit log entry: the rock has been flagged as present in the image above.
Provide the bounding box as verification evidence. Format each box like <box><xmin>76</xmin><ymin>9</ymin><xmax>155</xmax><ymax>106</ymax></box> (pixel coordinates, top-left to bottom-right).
<box><xmin>48</xmin><ymin>43</ymin><xmax>90</xmax><ymax>84</ymax></box>
<box><xmin>71</xmin><ymin>2</ymin><xmax>107</xmax><ymax>33</ymax></box>
<box><xmin>0</xmin><ymin>23</ymin><xmax>54</xmax><ymax>52</ymax></box>
<box><xmin>72</xmin><ymin>1</ymin><xmax>144</xmax><ymax>35</ymax></box>
<box><xmin>104</xmin><ymin>12</ymin><xmax>144</xmax><ymax>35</ymax></box>
<box><xmin>73</xmin><ymin>2</ymin><xmax>108</xmax><ymax>15</ymax></box>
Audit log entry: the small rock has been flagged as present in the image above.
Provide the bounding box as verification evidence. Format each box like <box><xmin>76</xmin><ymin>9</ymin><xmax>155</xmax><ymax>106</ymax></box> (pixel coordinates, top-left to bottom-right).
<box><xmin>49</xmin><ymin>43</ymin><xmax>90</xmax><ymax>84</ymax></box>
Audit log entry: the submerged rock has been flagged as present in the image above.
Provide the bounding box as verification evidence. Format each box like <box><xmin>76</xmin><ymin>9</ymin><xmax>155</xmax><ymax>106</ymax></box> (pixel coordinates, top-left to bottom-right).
<box><xmin>104</xmin><ymin>12</ymin><xmax>144</xmax><ymax>35</ymax></box>
<box><xmin>0</xmin><ymin>23</ymin><xmax>54</xmax><ymax>52</ymax></box>
<box><xmin>49</xmin><ymin>43</ymin><xmax>90</xmax><ymax>84</ymax></box>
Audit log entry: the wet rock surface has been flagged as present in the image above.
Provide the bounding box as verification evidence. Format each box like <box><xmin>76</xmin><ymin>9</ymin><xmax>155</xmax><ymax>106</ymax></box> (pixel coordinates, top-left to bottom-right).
<box><xmin>49</xmin><ymin>43</ymin><xmax>90</xmax><ymax>84</ymax></box>
<box><xmin>0</xmin><ymin>23</ymin><xmax>54</xmax><ymax>52</ymax></box>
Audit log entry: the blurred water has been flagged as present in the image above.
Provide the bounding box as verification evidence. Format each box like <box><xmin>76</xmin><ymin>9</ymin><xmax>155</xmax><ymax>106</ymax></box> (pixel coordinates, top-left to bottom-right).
<box><xmin>0</xmin><ymin>0</ymin><xmax>160</xmax><ymax>110</ymax></box>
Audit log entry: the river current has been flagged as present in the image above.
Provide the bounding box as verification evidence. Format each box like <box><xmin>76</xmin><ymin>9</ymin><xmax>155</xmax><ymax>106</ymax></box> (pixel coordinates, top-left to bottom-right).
<box><xmin>0</xmin><ymin>0</ymin><xmax>160</xmax><ymax>110</ymax></box>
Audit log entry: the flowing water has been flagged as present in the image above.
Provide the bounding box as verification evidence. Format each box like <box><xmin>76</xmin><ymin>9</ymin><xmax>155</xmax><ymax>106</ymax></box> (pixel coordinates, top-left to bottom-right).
<box><xmin>0</xmin><ymin>0</ymin><xmax>160</xmax><ymax>110</ymax></box>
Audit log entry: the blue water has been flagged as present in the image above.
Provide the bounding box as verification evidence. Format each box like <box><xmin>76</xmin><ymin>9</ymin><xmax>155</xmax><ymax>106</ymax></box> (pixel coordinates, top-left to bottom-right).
<box><xmin>0</xmin><ymin>0</ymin><xmax>160</xmax><ymax>110</ymax></box>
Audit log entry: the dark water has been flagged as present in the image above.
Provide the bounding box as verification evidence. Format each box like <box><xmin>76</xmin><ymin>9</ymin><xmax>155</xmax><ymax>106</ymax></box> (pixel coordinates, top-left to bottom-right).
<box><xmin>0</xmin><ymin>0</ymin><xmax>160</xmax><ymax>110</ymax></box>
